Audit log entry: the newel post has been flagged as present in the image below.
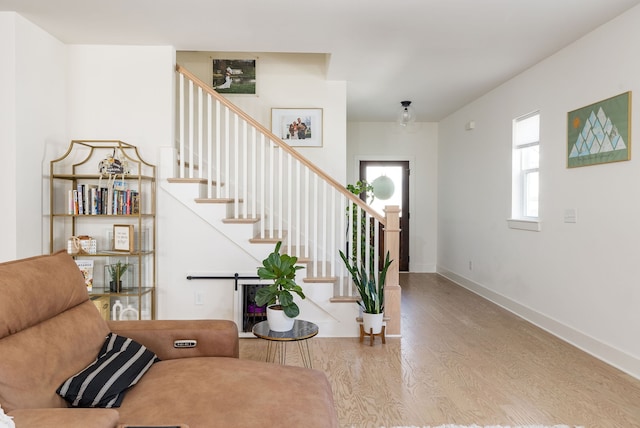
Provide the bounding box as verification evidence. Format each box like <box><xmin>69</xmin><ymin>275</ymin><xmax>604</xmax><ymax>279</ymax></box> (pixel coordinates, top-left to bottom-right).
<box><xmin>383</xmin><ymin>205</ymin><xmax>401</xmax><ymax>336</ymax></box>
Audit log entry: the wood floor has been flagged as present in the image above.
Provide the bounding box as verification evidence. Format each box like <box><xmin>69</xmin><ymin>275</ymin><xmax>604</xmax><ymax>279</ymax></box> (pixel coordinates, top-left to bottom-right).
<box><xmin>239</xmin><ymin>273</ymin><xmax>640</xmax><ymax>427</ymax></box>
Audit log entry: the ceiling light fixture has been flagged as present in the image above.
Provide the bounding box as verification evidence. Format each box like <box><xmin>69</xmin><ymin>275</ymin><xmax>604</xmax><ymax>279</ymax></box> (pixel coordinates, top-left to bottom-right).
<box><xmin>397</xmin><ymin>101</ymin><xmax>416</xmax><ymax>127</ymax></box>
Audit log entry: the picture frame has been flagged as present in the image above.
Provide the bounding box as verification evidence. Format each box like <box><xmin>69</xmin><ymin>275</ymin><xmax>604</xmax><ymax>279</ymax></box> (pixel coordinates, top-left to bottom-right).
<box><xmin>567</xmin><ymin>91</ymin><xmax>631</xmax><ymax>168</ymax></box>
<box><xmin>113</xmin><ymin>224</ymin><xmax>134</xmax><ymax>252</ymax></box>
<box><xmin>271</xmin><ymin>108</ymin><xmax>323</xmax><ymax>147</ymax></box>
<box><xmin>212</xmin><ymin>59</ymin><xmax>256</xmax><ymax>95</ymax></box>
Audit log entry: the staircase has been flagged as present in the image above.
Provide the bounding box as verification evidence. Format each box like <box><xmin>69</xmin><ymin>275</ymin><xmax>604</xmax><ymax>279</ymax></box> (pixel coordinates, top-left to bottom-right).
<box><xmin>160</xmin><ymin>65</ymin><xmax>401</xmax><ymax>336</ymax></box>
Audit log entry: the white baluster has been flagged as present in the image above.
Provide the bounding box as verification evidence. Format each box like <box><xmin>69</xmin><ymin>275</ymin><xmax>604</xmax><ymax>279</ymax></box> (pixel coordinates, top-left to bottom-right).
<box><xmin>198</xmin><ymin>86</ymin><xmax>203</xmax><ymax>179</ymax></box>
<box><xmin>179</xmin><ymin>73</ymin><xmax>185</xmax><ymax>178</ymax></box>
<box><xmin>188</xmin><ymin>80</ymin><xmax>194</xmax><ymax>179</ymax></box>
<box><xmin>215</xmin><ymin>100</ymin><xmax>221</xmax><ymax>199</ymax></box>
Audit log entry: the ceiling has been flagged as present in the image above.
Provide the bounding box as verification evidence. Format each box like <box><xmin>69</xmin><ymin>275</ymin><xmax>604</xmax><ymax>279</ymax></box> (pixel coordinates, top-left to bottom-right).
<box><xmin>2</xmin><ymin>0</ymin><xmax>639</xmax><ymax>122</ymax></box>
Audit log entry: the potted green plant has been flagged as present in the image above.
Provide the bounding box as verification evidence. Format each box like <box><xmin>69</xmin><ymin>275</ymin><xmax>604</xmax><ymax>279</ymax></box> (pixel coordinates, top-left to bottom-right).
<box><xmin>339</xmin><ymin>250</ymin><xmax>392</xmax><ymax>334</ymax></box>
<box><xmin>107</xmin><ymin>260</ymin><xmax>129</xmax><ymax>292</ymax></box>
<box><xmin>346</xmin><ymin>180</ymin><xmax>374</xmax><ymax>261</ymax></box>
<box><xmin>255</xmin><ymin>241</ymin><xmax>305</xmax><ymax>331</ymax></box>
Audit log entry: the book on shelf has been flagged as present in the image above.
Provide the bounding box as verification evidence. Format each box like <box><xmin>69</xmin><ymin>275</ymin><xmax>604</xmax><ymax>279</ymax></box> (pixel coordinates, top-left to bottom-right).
<box><xmin>74</xmin><ymin>259</ymin><xmax>94</xmax><ymax>292</ymax></box>
<box><xmin>88</xmin><ymin>185</ymin><xmax>98</xmax><ymax>215</ymax></box>
<box><xmin>66</xmin><ymin>181</ymin><xmax>140</xmax><ymax>216</ymax></box>
<box><xmin>68</xmin><ymin>189</ymin><xmax>75</xmax><ymax>215</ymax></box>
<box><xmin>77</xmin><ymin>184</ymin><xmax>84</xmax><ymax>215</ymax></box>
<box><xmin>131</xmin><ymin>192</ymin><xmax>140</xmax><ymax>214</ymax></box>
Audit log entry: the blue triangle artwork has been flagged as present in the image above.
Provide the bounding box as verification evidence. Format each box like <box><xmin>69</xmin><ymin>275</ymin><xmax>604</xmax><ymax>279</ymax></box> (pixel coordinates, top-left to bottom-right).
<box><xmin>567</xmin><ymin>91</ymin><xmax>631</xmax><ymax>168</ymax></box>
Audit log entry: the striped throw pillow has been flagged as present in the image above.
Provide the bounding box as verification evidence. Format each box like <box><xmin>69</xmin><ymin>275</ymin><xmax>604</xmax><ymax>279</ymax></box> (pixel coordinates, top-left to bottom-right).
<box><xmin>57</xmin><ymin>333</ymin><xmax>159</xmax><ymax>408</ymax></box>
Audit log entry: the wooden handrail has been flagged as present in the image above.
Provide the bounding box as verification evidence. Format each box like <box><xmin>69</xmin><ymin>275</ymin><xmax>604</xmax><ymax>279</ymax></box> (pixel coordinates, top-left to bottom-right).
<box><xmin>176</xmin><ymin>64</ymin><xmax>385</xmax><ymax>225</ymax></box>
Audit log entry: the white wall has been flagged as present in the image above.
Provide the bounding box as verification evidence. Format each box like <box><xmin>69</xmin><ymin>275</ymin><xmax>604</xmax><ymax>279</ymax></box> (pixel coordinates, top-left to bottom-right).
<box><xmin>176</xmin><ymin>52</ymin><xmax>347</xmax><ymax>183</ymax></box>
<box><xmin>66</xmin><ymin>45</ymin><xmax>175</xmax><ymax>159</ymax></box>
<box><xmin>438</xmin><ymin>5</ymin><xmax>640</xmax><ymax>378</ymax></box>
<box><xmin>0</xmin><ymin>13</ymin><xmax>17</xmax><ymax>262</ymax></box>
<box><xmin>347</xmin><ymin>122</ymin><xmax>438</xmax><ymax>272</ymax></box>
<box><xmin>0</xmin><ymin>12</ymin><xmax>67</xmax><ymax>262</ymax></box>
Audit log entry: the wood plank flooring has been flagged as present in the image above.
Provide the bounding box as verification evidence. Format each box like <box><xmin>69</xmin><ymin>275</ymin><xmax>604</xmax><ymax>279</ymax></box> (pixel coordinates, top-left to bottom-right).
<box><xmin>239</xmin><ymin>273</ymin><xmax>640</xmax><ymax>427</ymax></box>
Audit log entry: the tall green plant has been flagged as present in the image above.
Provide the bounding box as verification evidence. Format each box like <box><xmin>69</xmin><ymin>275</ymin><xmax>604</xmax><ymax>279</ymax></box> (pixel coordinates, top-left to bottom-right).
<box><xmin>255</xmin><ymin>242</ymin><xmax>306</xmax><ymax>318</ymax></box>
<box><xmin>339</xmin><ymin>250</ymin><xmax>392</xmax><ymax>315</ymax></box>
<box><xmin>346</xmin><ymin>180</ymin><xmax>375</xmax><ymax>262</ymax></box>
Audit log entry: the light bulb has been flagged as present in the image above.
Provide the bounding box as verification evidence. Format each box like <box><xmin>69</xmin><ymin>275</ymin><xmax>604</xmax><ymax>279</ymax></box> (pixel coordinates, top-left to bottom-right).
<box><xmin>397</xmin><ymin>101</ymin><xmax>415</xmax><ymax>126</ymax></box>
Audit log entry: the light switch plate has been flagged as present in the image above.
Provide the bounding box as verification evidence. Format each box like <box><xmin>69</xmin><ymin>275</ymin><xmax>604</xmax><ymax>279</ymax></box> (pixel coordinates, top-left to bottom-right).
<box><xmin>564</xmin><ymin>208</ymin><xmax>577</xmax><ymax>223</ymax></box>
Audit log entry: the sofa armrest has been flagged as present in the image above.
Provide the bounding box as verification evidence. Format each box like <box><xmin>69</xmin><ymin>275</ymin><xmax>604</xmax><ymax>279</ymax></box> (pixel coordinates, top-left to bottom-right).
<box><xmin>107</xmin><ymin>319</ymin><xmax>239</xmax><ymax>360</ymax></box>
<box><xmin>8</xmin><ymin>408</ymin><xmax>119</xmax><ymax>428</ymax></box>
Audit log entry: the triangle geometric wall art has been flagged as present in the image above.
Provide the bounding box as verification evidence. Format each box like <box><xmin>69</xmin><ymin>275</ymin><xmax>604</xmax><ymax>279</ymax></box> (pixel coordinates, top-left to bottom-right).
<box><xmin>567</xmin><ymin>91</ymin><xmax>631</xmax><ymax>168</ymax></box>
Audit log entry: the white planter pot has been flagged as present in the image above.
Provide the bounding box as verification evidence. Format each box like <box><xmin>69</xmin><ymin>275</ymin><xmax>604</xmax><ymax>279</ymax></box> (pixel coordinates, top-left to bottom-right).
<box><xmin>266</xmin><ymin>305</ymin><xmax>295</xmax><ymax>332</ymax></box>
<box><xmin>362</xmin><ymin>312</ymin><xmax>384</xmax><ymax>334</ymax></box>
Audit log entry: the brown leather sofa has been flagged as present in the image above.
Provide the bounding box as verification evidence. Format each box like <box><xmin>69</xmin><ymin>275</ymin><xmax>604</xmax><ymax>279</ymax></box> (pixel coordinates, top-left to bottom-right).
<box><xmin>0</xmin><ymin>251</ymin><xmax>338</xmax><ymax>428</ymax></box>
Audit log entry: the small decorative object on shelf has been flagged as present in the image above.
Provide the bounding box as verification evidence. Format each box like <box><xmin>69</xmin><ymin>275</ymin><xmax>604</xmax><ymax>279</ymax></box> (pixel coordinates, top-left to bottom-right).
<box><xmin>111</xmin><ymin>299</ymin><xmax>124</xmax><ymax>320</ymax></box>
<box><xmin>74</xmin><ymin>259</ymin><xmax>94</xmax><ymax>292</ymax></box>
<box><xmin>67</xmin><ymin>235</ymin><xmax>97</xmax><ymax>255</ymax></box>
<box><xmin>91</xmin><ymin>296</ymin><xmax>110</xmax><ymax>321</ymax></box>
<box><xmin>106</xmin><ymin>261</ymin><xmax>131</xmax><ymax>292</ymax></box>
<box><xmin>119</xmin><ymin>304</ymin><xmax>139</xmax><ymax>320</ymax></box>
<box><xmin>98</xmin><ymin>148</ymin><xmax>129</xmax><ymax>175</ymax></box>
<box><xmin>50</xmin><ymin>140</ymin><xmax>156</xmax><ymax>320</ymax></box>
<box><xmin>113</xmin><ymin>224</ymin><xmax>134</xmax><ymax>252</ymax></box>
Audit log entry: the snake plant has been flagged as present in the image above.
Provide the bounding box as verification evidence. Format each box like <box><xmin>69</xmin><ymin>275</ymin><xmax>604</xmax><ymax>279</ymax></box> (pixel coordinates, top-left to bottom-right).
<box><xmin>339</xmin><ymin>250</ymin><xmax>392</xmax><ymax>315</ymax></box>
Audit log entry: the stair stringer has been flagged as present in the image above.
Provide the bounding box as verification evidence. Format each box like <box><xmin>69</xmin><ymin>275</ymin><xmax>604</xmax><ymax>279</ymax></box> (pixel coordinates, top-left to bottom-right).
<box><xmin>161</xmin><ymin>179</ymin><xmax>272</xmax><ymax>262</ymax></box>
<box><xmin>161</xmin><ymin>179</ymin><xmax>360</xmax><ymax>337</ymax></box>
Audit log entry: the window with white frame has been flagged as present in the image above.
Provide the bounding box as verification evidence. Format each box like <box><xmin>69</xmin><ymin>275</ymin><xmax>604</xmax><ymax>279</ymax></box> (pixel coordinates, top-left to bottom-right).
<box><xmin>511</xmin><ymin>112</ymin><xmax>540</xmax><ymax>223</ymax></box>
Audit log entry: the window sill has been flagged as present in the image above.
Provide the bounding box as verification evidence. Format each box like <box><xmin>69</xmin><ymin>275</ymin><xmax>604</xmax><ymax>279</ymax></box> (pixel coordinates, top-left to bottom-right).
<box><xmin>507</xmin><ymin>218</ymin><xmax>541</xmax><ymax>232</ymax></box>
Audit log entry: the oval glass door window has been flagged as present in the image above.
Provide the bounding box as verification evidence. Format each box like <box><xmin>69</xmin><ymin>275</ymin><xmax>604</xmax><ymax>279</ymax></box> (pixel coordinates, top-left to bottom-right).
<box><xmin>366</xmin><ymin>166</ymin><xmax>403</xmax><ymax>217</ymax></box>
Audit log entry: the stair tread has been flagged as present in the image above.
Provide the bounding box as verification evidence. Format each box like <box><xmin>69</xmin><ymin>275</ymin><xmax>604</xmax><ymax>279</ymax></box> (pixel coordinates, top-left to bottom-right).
<box><xmin>223</xmin><ymin>217</ymin><xmax>260</xmax><ymax>224</ymax></box>
<box><xmin>303</xmin><ymin>276</ymin><xmax>338</xmax><ymax>283</ymax></box>
<box><xmin>167</xmin><ymin>177</ymin><xmax>204</xmax><ymax>184</ymax></box>
<box><xmin>330</xmin><ymin>296</ymin><xmax>360</xmax><ymax>303</ymax></box>
<box><xmin>249</xmin><ymin>232</ymin><xmax>288</xmax><ymax>244</ymax></box>
<box><xmin>195</xmin><ymin>198</ymin><xmax>241</xmax><ymax>203</ymax></box>
<box><xmin>167</xmin><ymin>177</ymin><xmax>224</xmax><ymax>186</ymax></box>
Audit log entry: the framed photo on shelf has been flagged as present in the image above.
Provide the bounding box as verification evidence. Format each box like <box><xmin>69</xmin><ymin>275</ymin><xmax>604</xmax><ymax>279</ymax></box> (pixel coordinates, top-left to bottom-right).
<box><xmin>212</xmin><ymin>59</ymin><xmax>256</xmax><ymax>95</ymax></box>
<box><xmin>113</xmin><ymin>224</ymin><xmax>134</xmax><ymax>252</ymax></box>
<box><xmin>271</xmin><ymin>108</ymin><xmax>323</xmax><ymax>147</ymax></box>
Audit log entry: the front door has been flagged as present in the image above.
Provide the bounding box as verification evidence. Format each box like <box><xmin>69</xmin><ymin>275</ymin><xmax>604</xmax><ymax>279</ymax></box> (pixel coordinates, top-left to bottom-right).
<box><xmin>359</xmin><ymin>161</ymin><xmax>410</xmax><ymax>271</ymax></box>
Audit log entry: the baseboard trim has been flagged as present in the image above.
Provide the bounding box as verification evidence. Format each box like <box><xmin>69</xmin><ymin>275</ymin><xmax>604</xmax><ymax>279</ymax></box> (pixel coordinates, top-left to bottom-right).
<box><xmin>405</xmin><ymin>263</ymin><xmax>436</xmax><ymax>273</ymax></box>
<box><xmin>436</xmin><ymin>266</ymin><xmax>640</xmax><ymax>380</ymax></box>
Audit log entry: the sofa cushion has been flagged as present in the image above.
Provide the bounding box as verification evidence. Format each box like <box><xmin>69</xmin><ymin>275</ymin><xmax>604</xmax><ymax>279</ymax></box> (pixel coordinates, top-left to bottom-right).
<box><xmin>0</xmin><ymin>251</ymin><xmax>94</xmax><ymax>340</ymax></box>
<box><xmin>8</xmin><ymin>408</ymin><xmax>120</xmax><ymax>428</ymax></box>
<box><xmin>57</xmin><ymin>333</ymin><xmax>159</xmax><ymax>408</ymax></box>
<box><xmin>0</xmin><ymin>252</ymin><xmax>110</xmax><ymax>413</ymax></box>
<box><xmin>116</xmin><ymin>357</ymin><xmax>339</xmax><ymax>428</ymax></box>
